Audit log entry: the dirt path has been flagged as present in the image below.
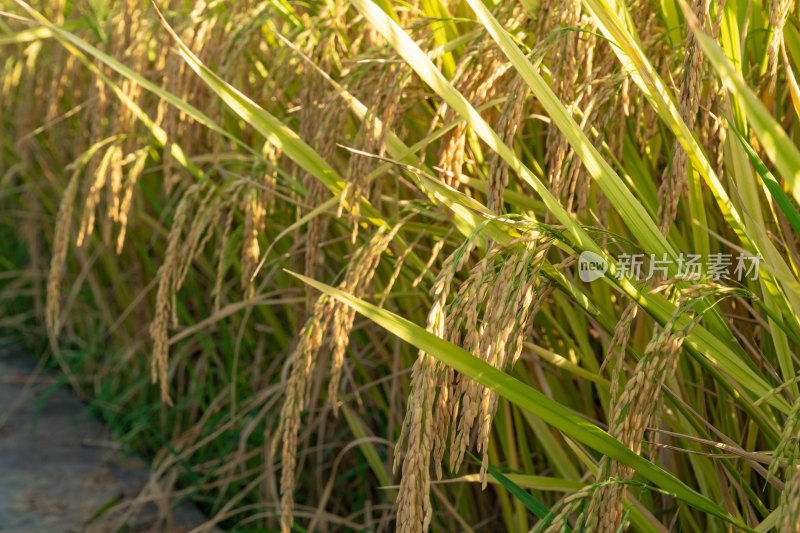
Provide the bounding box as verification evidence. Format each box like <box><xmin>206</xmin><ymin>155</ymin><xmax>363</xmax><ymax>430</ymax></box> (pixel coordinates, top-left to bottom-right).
<box><xmin>0</xmin><ymin>342</ymin><xmax>216</xmax><ymax>533</ymax></box>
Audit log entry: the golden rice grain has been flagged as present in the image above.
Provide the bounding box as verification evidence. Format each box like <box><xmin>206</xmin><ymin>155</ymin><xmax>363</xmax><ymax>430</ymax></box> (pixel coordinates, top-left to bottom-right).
<box><xmin>589</xmin><ymin>284</ymin><xmax>708</xmax><ymax>530</ymax></box>
<box><xmin>486</xmin><ymin>75</ymin><xmax>529</xmax><ymax>214</ymax></box>
<box><xmin>767</xmin><ymin>0</ymin><xmax>793</xmax><ymax>93</ymax></box>
<box><xmin>657</xmin><ymin>0</ymin><xmax>709</xmax><ymax>234</ymax></box>
<box><xmin>77</xmin><ymin>143</ymin><xmax>116</xmax><ymax>248</ymax></box>
<box><xmin>275</xmin><ymin>222</ymin><xmax>404</xmax><ymax>532</ymax></box>
<box><xmin>116</xmin><ymin>148</ymin><xmax>148</xmax><ymax>253</ymax></box>
<box><xmin>543</xmin><ymin>484</ymin><xmax>595</xmax><ymax>533</ymax></box>
<box><xmin>241</xmin><ymin>188</ymin><xmax>266</xmax><ymax>298</ymax></box>
<box><xmin>46</xmin><ymin>171</ymin><xmax>80</xmax><ymax>335</ymax></box>
<box><xmin>149</xmin><ymin>185</ymin><xmax>200</xmax><ymax>404</ymax></box>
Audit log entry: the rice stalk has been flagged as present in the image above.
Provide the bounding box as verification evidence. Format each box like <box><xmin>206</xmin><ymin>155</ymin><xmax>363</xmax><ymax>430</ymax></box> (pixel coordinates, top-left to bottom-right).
<box><xmin>589</xmin><ymin>282</ymin><xmax>718</xmax><ymax>530</ymax></box>
<box><xmin>273</xmin><ymin>220</ymin><xmax>405</xmax><ymax>532</ymax></box>
<box><xmin>657</xmin><ymin>0</ymin><xmax>709</xmax><ymax>234</ymax></box>
<box><xmin>768</xmin><ymin>0</ymin><xmax>794</xmax><ymax>93</ymax></box>
<box><xmin>45</xmin><ymin>170</ymin><xmax>79</xmax><ymax>335</ymax></box>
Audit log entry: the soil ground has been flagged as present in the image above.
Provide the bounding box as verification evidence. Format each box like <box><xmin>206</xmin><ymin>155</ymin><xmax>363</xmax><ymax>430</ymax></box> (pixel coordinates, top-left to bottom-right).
<box><xmin>0</xmin><ymin>342</ymin><xmax>216</xmax><ymax>532</ymax></box>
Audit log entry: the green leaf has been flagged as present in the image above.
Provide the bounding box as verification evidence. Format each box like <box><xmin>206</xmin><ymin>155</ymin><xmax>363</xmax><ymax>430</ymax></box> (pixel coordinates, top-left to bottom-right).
<box><xmin>728</xmin><ymin>121</ymin><xmax>800</xmax><ymax>238</ymax></box>
<box><xmin>486</xmin><ymin>463</ymin><xmax>555</xmax><ymax>523</ymax></box>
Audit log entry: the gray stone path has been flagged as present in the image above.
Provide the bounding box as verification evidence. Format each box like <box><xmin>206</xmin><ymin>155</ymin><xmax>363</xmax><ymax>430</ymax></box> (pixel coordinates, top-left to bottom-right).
<box><xmin>0</xmin><ymin>343</ymin><xmax>216</xmax><ymax>532</ymax></box>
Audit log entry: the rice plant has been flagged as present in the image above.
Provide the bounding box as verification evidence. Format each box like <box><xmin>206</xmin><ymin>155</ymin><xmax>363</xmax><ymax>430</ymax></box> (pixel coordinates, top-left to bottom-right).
<box><xmin>2</xmin><ymin>0</ymin><xmax>800</xmax><ymax>531</ymax></box>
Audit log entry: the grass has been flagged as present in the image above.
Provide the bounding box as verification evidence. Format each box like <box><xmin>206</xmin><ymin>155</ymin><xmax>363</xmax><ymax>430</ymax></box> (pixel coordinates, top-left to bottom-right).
<box><xmin>2</xmin><ymin>0</ymin><xmax>800</xmax><ymax>531</ymax></box>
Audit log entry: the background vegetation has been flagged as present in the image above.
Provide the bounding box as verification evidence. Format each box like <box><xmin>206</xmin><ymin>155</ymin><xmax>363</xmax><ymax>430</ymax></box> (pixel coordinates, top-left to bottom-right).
<box><xmin>2</xmin><ymin>0</ymin><xmax>800</xmax><ymax>531</ymax></box>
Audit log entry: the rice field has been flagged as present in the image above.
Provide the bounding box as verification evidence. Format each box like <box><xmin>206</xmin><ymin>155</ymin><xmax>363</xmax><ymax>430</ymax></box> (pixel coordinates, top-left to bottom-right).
<box><xmin>2</xmin><ymin>0</ymin><xmax>800</xmax><ymax>531</ymax></box>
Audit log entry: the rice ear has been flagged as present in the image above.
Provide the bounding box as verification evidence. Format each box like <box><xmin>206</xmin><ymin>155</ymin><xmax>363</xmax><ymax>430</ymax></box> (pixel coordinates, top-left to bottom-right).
<box><xmin>275</xmin><ymin>222</ymin><xmax>405</xmax><ymax>531</ymax></box>
<box><xmin>46</xmin><ymin>170</ymin><xmax>80</xmax><ymax>336</ymax></box>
